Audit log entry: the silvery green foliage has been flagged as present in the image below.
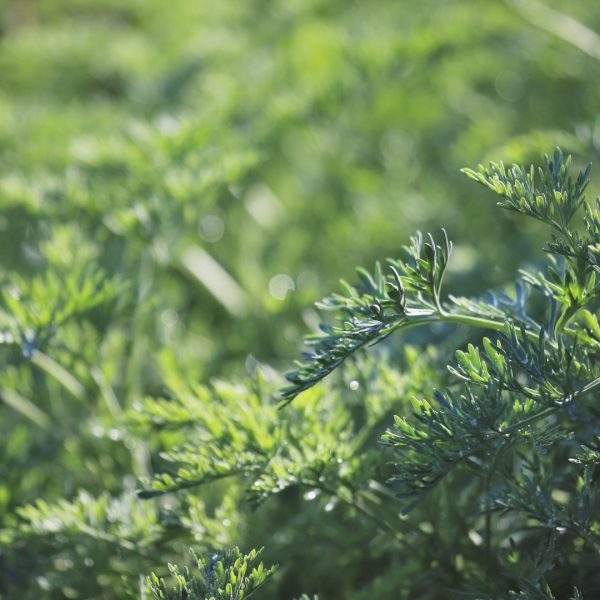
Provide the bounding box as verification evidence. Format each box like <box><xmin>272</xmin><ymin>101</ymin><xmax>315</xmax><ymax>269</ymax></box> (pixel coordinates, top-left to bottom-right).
<box><xmin>282</xmin><ymin>149</ymin><xmax>600</xmax><ymax>596</ymax></box>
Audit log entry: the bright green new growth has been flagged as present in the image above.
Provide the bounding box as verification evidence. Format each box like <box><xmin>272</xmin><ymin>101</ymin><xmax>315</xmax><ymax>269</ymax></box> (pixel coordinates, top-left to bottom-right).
<box><xmin>461</xmin><ymin>148</ymin><xmax>591</xmax><ymax>235</ymax></box>
<box><xmin>147</xmin><ymin>547</ymin><xmax>276</xmax><ymax>600</ymax></box>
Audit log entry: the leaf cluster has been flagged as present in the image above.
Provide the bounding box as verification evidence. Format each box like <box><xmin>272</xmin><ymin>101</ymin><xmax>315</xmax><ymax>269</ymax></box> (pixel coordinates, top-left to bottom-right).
<box><xmin>147</xmin><ymin>547</ymin><xmax>276</xmax><ymax>600</ymax></box>
<box><xmin>281</xmin><ymin>149</ymin><xmax>600</xmax><ymax>597</ymax></box>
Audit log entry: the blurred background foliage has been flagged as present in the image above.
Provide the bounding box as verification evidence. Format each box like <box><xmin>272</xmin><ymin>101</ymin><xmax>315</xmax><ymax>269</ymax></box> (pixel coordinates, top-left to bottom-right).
<box><xmin>0</xmin><ymin>0</ymin><xmax>600</xmax><ymax>597</ymax></box>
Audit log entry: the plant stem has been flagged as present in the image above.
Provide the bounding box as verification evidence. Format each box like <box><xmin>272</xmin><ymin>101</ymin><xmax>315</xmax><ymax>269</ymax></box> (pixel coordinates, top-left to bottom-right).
<box><xmin>498</xmin><ymin>375</ymin><xmax>600</xmax><ymax>436</ymax></box>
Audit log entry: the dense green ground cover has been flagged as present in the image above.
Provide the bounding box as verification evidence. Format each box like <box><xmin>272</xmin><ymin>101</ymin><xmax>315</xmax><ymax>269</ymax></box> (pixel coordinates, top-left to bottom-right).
<box><xmin>1</xmin><ymin>0</ymin><xmax>600</xmax><ymax>597</ymax></box>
